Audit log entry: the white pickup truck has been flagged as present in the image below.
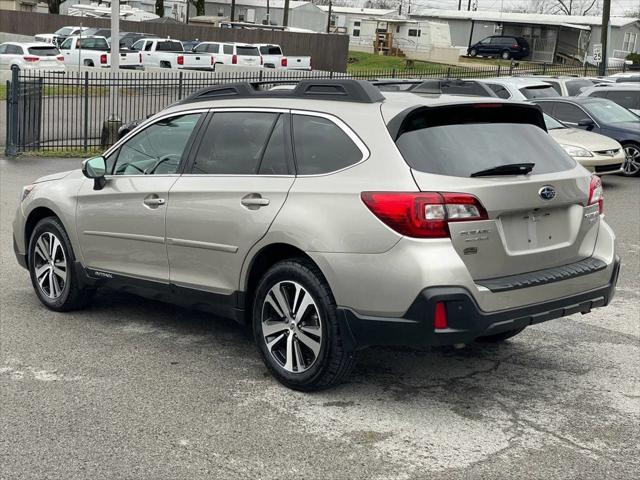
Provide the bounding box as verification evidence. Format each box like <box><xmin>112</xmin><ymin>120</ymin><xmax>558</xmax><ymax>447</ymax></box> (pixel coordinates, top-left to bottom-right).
<box><xmin>131</xmin><ymin>38</ymin><xmax>213</xmax><ymax>70</ymax></box>
<box><xmin>255</xmin><ymin>44</ymin><xmax>312</xmax><ymax>70</ymax></box>
<box><xmin>59</xmin><ymin>36</ymin><xmax>141</xmax><ymax>69</ymax></box>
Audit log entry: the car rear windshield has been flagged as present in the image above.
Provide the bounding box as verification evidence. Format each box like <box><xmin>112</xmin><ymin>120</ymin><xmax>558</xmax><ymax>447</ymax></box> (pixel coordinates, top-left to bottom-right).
<box><xmin>237</xmin><ymin>46</ymin><xmax>259</xmax><ymax>56</ymax></box>
<box><xmin>28</xmin><ymin>47</ymin><xmax>60</xmax><ymax>56</ymax></box>
<box><xmin>259</xmin><ymin>46</ymin><xmax>282</xmax><ymax>55</ymax></box>
<box><xmin>394</xmin><ymin>106</ymin><xmax>575</xmax><ymax>177</ymax></box>
<box><xmin>157</xmin><ymin>41</ymin><xmax>183</xmax><ymax>52</ymax></box>
<box><xmin>566</xmin><ymin>79</ymin><xmax>595</xmax><ymax>96</ymax></box>
<box><xmin>520</xmin><ymin>85</ymin><xmax>559</xmax><ymax>99</ymax></box>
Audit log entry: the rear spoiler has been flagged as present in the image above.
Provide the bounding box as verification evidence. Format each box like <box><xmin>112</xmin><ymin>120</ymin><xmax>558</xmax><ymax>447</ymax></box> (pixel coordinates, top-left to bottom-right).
<box><xmin>387</xmin><ymin>102</ymin><xmax>547</xmax><ymax>141</ymax></box>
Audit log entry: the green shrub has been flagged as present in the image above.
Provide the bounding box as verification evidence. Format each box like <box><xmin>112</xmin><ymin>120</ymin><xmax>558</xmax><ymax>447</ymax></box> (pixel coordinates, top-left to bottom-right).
<box><xmin>626</xmin><ymin>52</ymin><xmax>640</xmax><ymax>65</ymax></box>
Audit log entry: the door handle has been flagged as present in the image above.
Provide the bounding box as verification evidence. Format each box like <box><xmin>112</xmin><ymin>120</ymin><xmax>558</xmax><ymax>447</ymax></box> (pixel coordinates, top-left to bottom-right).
<box><xmin>143</xmin><ymin>196</ymin><xmax>166</xmax><ymax>208</ymax></box>
<box><xmin>241</xmin><ymin>193</ymin><xmax>270</xmax><ymax>209</ymax></box>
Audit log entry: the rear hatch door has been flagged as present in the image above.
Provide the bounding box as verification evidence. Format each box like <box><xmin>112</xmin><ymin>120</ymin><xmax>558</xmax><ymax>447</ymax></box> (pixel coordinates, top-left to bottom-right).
<box><xmin>390</xmin><ymin>102</ymin><xmax>600</xmax><ymax>280</ymax></box>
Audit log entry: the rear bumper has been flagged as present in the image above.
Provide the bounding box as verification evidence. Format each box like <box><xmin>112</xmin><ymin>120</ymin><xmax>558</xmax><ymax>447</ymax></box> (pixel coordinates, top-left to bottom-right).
<box><xmin>339</xmin><ymin>256</ymin><xmax>620</xmax><ymax>349</ymax></box>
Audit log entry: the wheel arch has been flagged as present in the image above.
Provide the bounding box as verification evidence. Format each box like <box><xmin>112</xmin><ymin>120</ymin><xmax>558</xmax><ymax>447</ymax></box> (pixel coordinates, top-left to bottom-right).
<box><xmin>24</xmin><ymin>206</ymin><xmax>62</xmax><ymax>267</ymax></box>
<box><xmin>241</xmin><ymin>242</ymin><xmax>330</xmax><ymax>318</ymax></box>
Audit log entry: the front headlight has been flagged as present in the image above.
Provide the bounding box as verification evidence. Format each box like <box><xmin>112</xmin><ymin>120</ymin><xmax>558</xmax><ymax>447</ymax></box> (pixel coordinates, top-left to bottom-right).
<box><xmin>559</xmin><ymin>144</ymin><xmax>594</xmax><ymax>158</ymax></box>
<box><xmin>20</xmin><ymin>184</ymin><xmax>35</xmax><ymax>203</ymax></box>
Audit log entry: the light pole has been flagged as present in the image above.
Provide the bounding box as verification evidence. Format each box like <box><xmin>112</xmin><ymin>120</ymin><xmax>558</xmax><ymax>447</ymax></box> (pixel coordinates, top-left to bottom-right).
<box><xmin>599</xmin><ymin>0</ymin><xmax>610</xmax><ymax>76</ymax></box>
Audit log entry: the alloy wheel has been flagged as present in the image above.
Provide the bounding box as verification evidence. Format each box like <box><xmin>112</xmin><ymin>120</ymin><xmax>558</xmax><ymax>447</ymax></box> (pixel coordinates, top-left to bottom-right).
<box><xmin>33</xmin><ymin>231</ymin><xmax>67</xmax><ymax>299</ymax></box>
<box><xmin>622</xmin><ymin>144</ymin><xmax>640</xmax><ymax>176</ymax></box>
<box><xmin>261</xmin><ymin>281</ymin><xmax>323</xmax><ymax>374</ymax></box>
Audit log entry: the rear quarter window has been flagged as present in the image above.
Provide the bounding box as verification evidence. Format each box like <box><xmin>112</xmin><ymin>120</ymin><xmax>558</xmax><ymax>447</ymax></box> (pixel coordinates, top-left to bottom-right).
<box><xmin>293</xmin><ymin>115</ymin><xmax>363</xmax><ymax>175</ymax></box>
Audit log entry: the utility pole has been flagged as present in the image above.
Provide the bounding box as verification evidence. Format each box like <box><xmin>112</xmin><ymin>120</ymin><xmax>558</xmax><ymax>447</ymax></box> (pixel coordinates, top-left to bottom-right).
<box><xmin>266</xmin><ymin>0</ymin><xmax>270</xmax><ymax>25</ymax></box>
<box><xmin>326</xmin><ymin>1</ymin><xmax>332</xmax><ymax>33</ymax></box>
<box><xmin>467</xmin><ymin>0</ymin><xmax>472</xmax><ymax>11</ymax></box>
<box><xmin>398</xmin><ymin>0</ymin><xmax>402</xmax><ymax>16</ymax></box>
<box><xmin>599</xmin><ymin>0</ymin><xmax>610</xmax><ymax>76</ymax></box>
<box><xmin>283</xmin><ymin>0</ymin><xmax>289</xmax><ymax>27</ymax></box>
<box><xmin>458</xmin><ymin>0</ymin><xmax>462</xmax><ymax>10</ymax></box>
<box><xmin>111</xmin><ymin>0</ymin><xmax>119</xmax><ymax>70</ymax></box>
<box><xmin>230</xmin><ymin>0</ymin><xmax>235</xmax><ymax>22</ymax></box>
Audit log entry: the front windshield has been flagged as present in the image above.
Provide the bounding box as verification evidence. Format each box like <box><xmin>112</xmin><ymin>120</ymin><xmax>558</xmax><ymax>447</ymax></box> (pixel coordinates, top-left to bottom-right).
<box><xmin>544</xmin><ymin>113</ymin><xmax>566</xmax><ymax>130</ymax></box>
<box><xmin>55</xmin><ymin>27</ymin><xmax>74</xmax><ymax>36</ymax></box>
<box><xmin>584</xmin><ymin>100</ymin><xmax>640</xmax><ymax>123</ymax></box>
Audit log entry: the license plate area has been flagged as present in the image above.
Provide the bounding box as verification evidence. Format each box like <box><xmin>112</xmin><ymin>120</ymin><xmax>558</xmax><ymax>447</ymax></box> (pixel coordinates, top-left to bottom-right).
<box><xmin>499</xmin><ymin>207</ymin><xmax>575</xmax><ymax>252</ymax></box>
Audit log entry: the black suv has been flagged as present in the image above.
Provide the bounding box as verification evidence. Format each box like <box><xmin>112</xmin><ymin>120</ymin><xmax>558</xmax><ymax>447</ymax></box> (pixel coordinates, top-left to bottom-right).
<box><xmin>468</xmin><ymin>36</ymin><xmax>530</xmax><ymax>60</ymax></box>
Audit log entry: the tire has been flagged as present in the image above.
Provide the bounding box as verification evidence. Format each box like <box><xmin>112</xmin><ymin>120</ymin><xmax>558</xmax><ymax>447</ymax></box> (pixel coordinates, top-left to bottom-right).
<box><xmin>469</xmin><ymin>49</ymin><xmax>477</xmax><ymax>57</ymax></box>
<box><xmin>501</xmin><ymin>50</ymin><xmax>511</xmax><ymax>60</ymax></box>
<box><xmin>28</xmin><ymin>217</ymin><xmax>93</xmax><ymax>312</ymax></box>
<box><xmin>477</xmin><ymin>327</ymin><xmax>526</xmax><ymax>343</ymax></box>
<box><xmin>621</xmin><ymin>142</ymin><xmax>640</xmax><ymax>177</ymax></box>
<box><xmin>252</xmin><ymin>258</ymin><xmax>356</xmax><ymax>391</ymax></box>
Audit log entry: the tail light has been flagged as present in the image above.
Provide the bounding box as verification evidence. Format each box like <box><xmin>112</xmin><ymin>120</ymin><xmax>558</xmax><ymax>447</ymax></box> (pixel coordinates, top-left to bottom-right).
<box><xmin>177</xmin><ymin>55</ymin><xmax>184</xmax><ymax>65</ymax></box>
<box><xmin>281</xmin><ymin>57</ymin><xmax>288</xmax><ymax>67</ymax></box>
<box><xmin>56</xmin><ymin>55</ymin><xmax>64</xmax><ymax>61</ymax></box>
<box><xmin>512</xmin><ymin>43</ymin><xmax>520</xmax><ymax>49</ymax></box>
<box><xmin>100</xmin><ymin>54</ymin><xmax>107</xmax><ymax>64</ymax></box>
<box><xmin>232</xmin><ymin>54</ymin><xmax>237</xmax><ymax>64</ymax></box>
<box><xmin>23</xmin><ymin>56</ymin><xmax>39</xmax><ymax>62</ymax></box>
<box><xmin>588</xmin><ymin>175</ymin><xmax>604</xmax><ymax>214</ymax></box>
<box><xmin>434</xmin><ymin>302</ymin><xmax>448</xmax><ymax>330</ymax></box>
<box><xmin>361</xmin><ymin>192</ymin><xmax>488</xmax><ymax>239</ymax></box>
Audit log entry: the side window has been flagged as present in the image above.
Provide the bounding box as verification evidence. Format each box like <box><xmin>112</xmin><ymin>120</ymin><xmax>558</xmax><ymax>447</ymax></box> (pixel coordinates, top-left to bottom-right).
<box><xmin>553</xmin><ymin>103</ymin><xmax>588</xmax><ymax>124</ymax></box>
<box><xmin>130</xmin><ymin>40</ymin><xmax>144</xmax><ymax>51</ymax></box>
<box><xmin>192</xmin><ymin>112</ymin><xmax>280</xmax><ymax>175</ymax></box>
<box><xmin>487</xmin><ymin>83</ymin><xmax>511</xmax><ymax>99</ymax></box>
<box><xmin>258</xmin><ymin>116</ymin><xmax>288</xmax><ymax>175</ymax></box>
<box><xmin>112</xmin><ymin>113</ymin><xmax>202</xmax><ymax>175</ymax></box>
<box><xmin>194</xmin><ymin>43</ymin><xmax>206</xmax><ymax>53</ymax></box>
<box><xmin>536</xmin><ymin>102</ymin><xmax>556</xmax><ymax>116</ymax></box>
<box><xmin>6</xmin><ymin>45</ymin><xmax>21</xmax><ymax>54</ymax></box>
<box><xmin>293</xmin><ymin>115</ymin><xmax>363</xmax><ymax>175</ymax></box>
<box><xmin>588</xmin><ymin>90</ymin><xmax>608</xmax><ymax>99</ymax></box>
<box><xmin>0</xmin><ymin>45</ymin><xmax>7</xmax><ymax>55</ymax></box>
<box><xmin>59</xmin><ymin>38</ymin><xmax>72</xmax><ymax>50</ymax></box>
<box><xmin>209</xmin><ymin>43</ymin><xmax>221</xmax><ymax>53</ymax></box>
<box><xmin>144</xmin><ymin>41</ymin><xmax>154</xmax><ymax>52</ymax></box>
<box><xmin>605</xmin><ymin>91</ymin><xmax>636</xmax><ymax>110</ymax></box>
<box><xmin>223</xmin><ymin>44</ymin><xmax>233</xmax><ymax>54</ymax></box>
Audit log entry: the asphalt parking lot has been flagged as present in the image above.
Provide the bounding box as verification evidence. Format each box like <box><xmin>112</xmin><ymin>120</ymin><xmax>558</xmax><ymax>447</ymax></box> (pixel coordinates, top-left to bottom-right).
<box><xmin>1</xmin><ymin>156</ymin><xmax>638</xmax><ymax>480</ymax></box>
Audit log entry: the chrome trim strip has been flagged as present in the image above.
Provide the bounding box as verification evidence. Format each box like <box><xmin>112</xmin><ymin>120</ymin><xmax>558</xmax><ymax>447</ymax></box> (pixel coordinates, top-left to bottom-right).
<box><xmin>83</xmin><ymin>230</ymin><xmax>165</xmax><ymax>244</ymax></box>
<box><xmin>166</xmin><ymin>237</ymin><xmax>238</xmax><ymax>253</ymax></box>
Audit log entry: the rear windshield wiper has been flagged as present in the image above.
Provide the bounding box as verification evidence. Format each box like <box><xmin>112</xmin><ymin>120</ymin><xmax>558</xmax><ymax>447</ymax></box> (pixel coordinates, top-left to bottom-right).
<box><xmin>470</xmin><ymin>163</ymin><xmax>535</xmax><ymax>177</ymax></box>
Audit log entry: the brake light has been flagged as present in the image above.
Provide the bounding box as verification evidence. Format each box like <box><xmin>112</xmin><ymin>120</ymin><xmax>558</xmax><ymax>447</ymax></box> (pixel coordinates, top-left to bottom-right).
<box><xmin>23</xmin><ymin>56</ymin><xmax>39</xmax><ymax>62</ymax></box>
<box><xmin>177</xmin><ymin>55</ymin><xmax>184</xmax><ymax>65</ymax></box>
<box><xmin>512</xmin><ymin>43</ymin><xmax>520</xmax><ymax>49</ymax></box>
<box><xmin>211</xmin><ymin>55</ymin><xmax>215</xmax><ymax>65</ymax></box>
<box><xmin>100</xmin><ymin>53</ymin><xmax>107</xmax><ymax>64</ymax></box>
<box><xmin>588</xmin><ymin>175</ymin><xmax>604</xmax><ymax>214</ymax></box>
<box><xmin>56</xmin><ymin>55</ymin><xmax>64</xmax><ymax>61</ymax></box>
<box><xmin>434</xmin><ymin>302</ymin><xmax>448</xmax><ymax>330</ymax></box>
<box><xmin>281</xmin><ymin>57</ymin><xmax>288</xmax><ymax>67</ymax></box>
<box><xmin>361</xmin><ymin>192</ymin><xmax>488</xmax><ymax>238</ymax></box>
<box><xmin>232</xmin><ymin>54</ymin><xmax>238</xmax><ymax>64</ymax></box>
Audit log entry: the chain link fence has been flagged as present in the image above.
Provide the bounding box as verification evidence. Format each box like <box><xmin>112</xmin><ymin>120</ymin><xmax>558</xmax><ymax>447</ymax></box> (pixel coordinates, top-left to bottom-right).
<box><xmin>4</xmin><ymin>63</ymin><xmax>631</xmax><ymax>155</ymax></box>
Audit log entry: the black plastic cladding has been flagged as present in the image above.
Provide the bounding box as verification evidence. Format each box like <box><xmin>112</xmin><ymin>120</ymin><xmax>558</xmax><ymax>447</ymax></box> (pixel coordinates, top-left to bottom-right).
<box><xmin>178</xmin><ymin>79</ymin><xmax>386</xmax><ymax>105</ymax></box>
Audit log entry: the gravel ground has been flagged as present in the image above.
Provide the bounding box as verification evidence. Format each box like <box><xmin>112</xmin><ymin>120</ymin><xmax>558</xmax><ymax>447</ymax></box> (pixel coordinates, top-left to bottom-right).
<box><xmin>1</xmin><ymin>156</ymin><xmax>638</xmax><ymax>480</ymax></box>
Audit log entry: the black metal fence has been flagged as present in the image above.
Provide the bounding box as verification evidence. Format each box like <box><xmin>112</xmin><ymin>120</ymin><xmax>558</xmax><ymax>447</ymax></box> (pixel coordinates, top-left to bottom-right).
<box><xmin>4</xmin><ymin>62</ymin><xmax>631</xmax><ymax>155</ymax></box>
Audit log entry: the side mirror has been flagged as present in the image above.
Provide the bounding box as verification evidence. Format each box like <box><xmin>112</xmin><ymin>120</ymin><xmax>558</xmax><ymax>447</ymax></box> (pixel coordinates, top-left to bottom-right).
<box><xmin>577</xmin><ymin>118</ymin><xmax>595</xmax><ymax>129</ymax></box>
<box><xmin>82</xmin><ymin>156</ymin><xmax>107</xmax><ymax>190</ymax></box>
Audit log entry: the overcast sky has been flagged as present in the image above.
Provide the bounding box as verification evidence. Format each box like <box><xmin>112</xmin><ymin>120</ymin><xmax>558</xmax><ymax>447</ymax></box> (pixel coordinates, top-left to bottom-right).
<box><xmin>403</xmin><ymin>0</ymin><xmax>639</xmax><ymax>16</ymax></box>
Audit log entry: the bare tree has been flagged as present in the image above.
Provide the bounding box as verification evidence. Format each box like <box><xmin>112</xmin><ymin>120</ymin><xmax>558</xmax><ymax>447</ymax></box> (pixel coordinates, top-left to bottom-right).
<box><xmin>528</xmin><ymin>0</ymin><xmax>599</xmax><ymax>15</ymax></box>
<box><xmin>47</xmin><ymin>0</ymin><xmax>62</xmax><ymax>14</ymax></box>
<box><xmin>189</xmin><ymin>0</ymin><xmax>205</xmax><ymax>16</ymax></box>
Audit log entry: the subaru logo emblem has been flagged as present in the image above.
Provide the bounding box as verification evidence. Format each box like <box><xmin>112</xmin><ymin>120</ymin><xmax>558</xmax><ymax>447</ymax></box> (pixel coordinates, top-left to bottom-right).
<box><xmin>538</xmin><ymin>186</ymin><xmax>556</xmax><ymax>201</ymax></box>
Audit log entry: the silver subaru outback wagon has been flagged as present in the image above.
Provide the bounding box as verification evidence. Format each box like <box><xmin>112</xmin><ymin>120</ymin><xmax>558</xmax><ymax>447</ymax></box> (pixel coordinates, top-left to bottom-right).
<box><xmin>13</xmin><ymin>80</ymin><xmax>619</xmax><ymax>391</ymax></box>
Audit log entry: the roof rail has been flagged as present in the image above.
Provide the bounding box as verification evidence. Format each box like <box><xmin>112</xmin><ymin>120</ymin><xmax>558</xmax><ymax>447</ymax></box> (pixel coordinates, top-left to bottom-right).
<box><xmin>179</xmin><ymin>79</ymin><xmax>385</xmax><ymax>105</ymax></box>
